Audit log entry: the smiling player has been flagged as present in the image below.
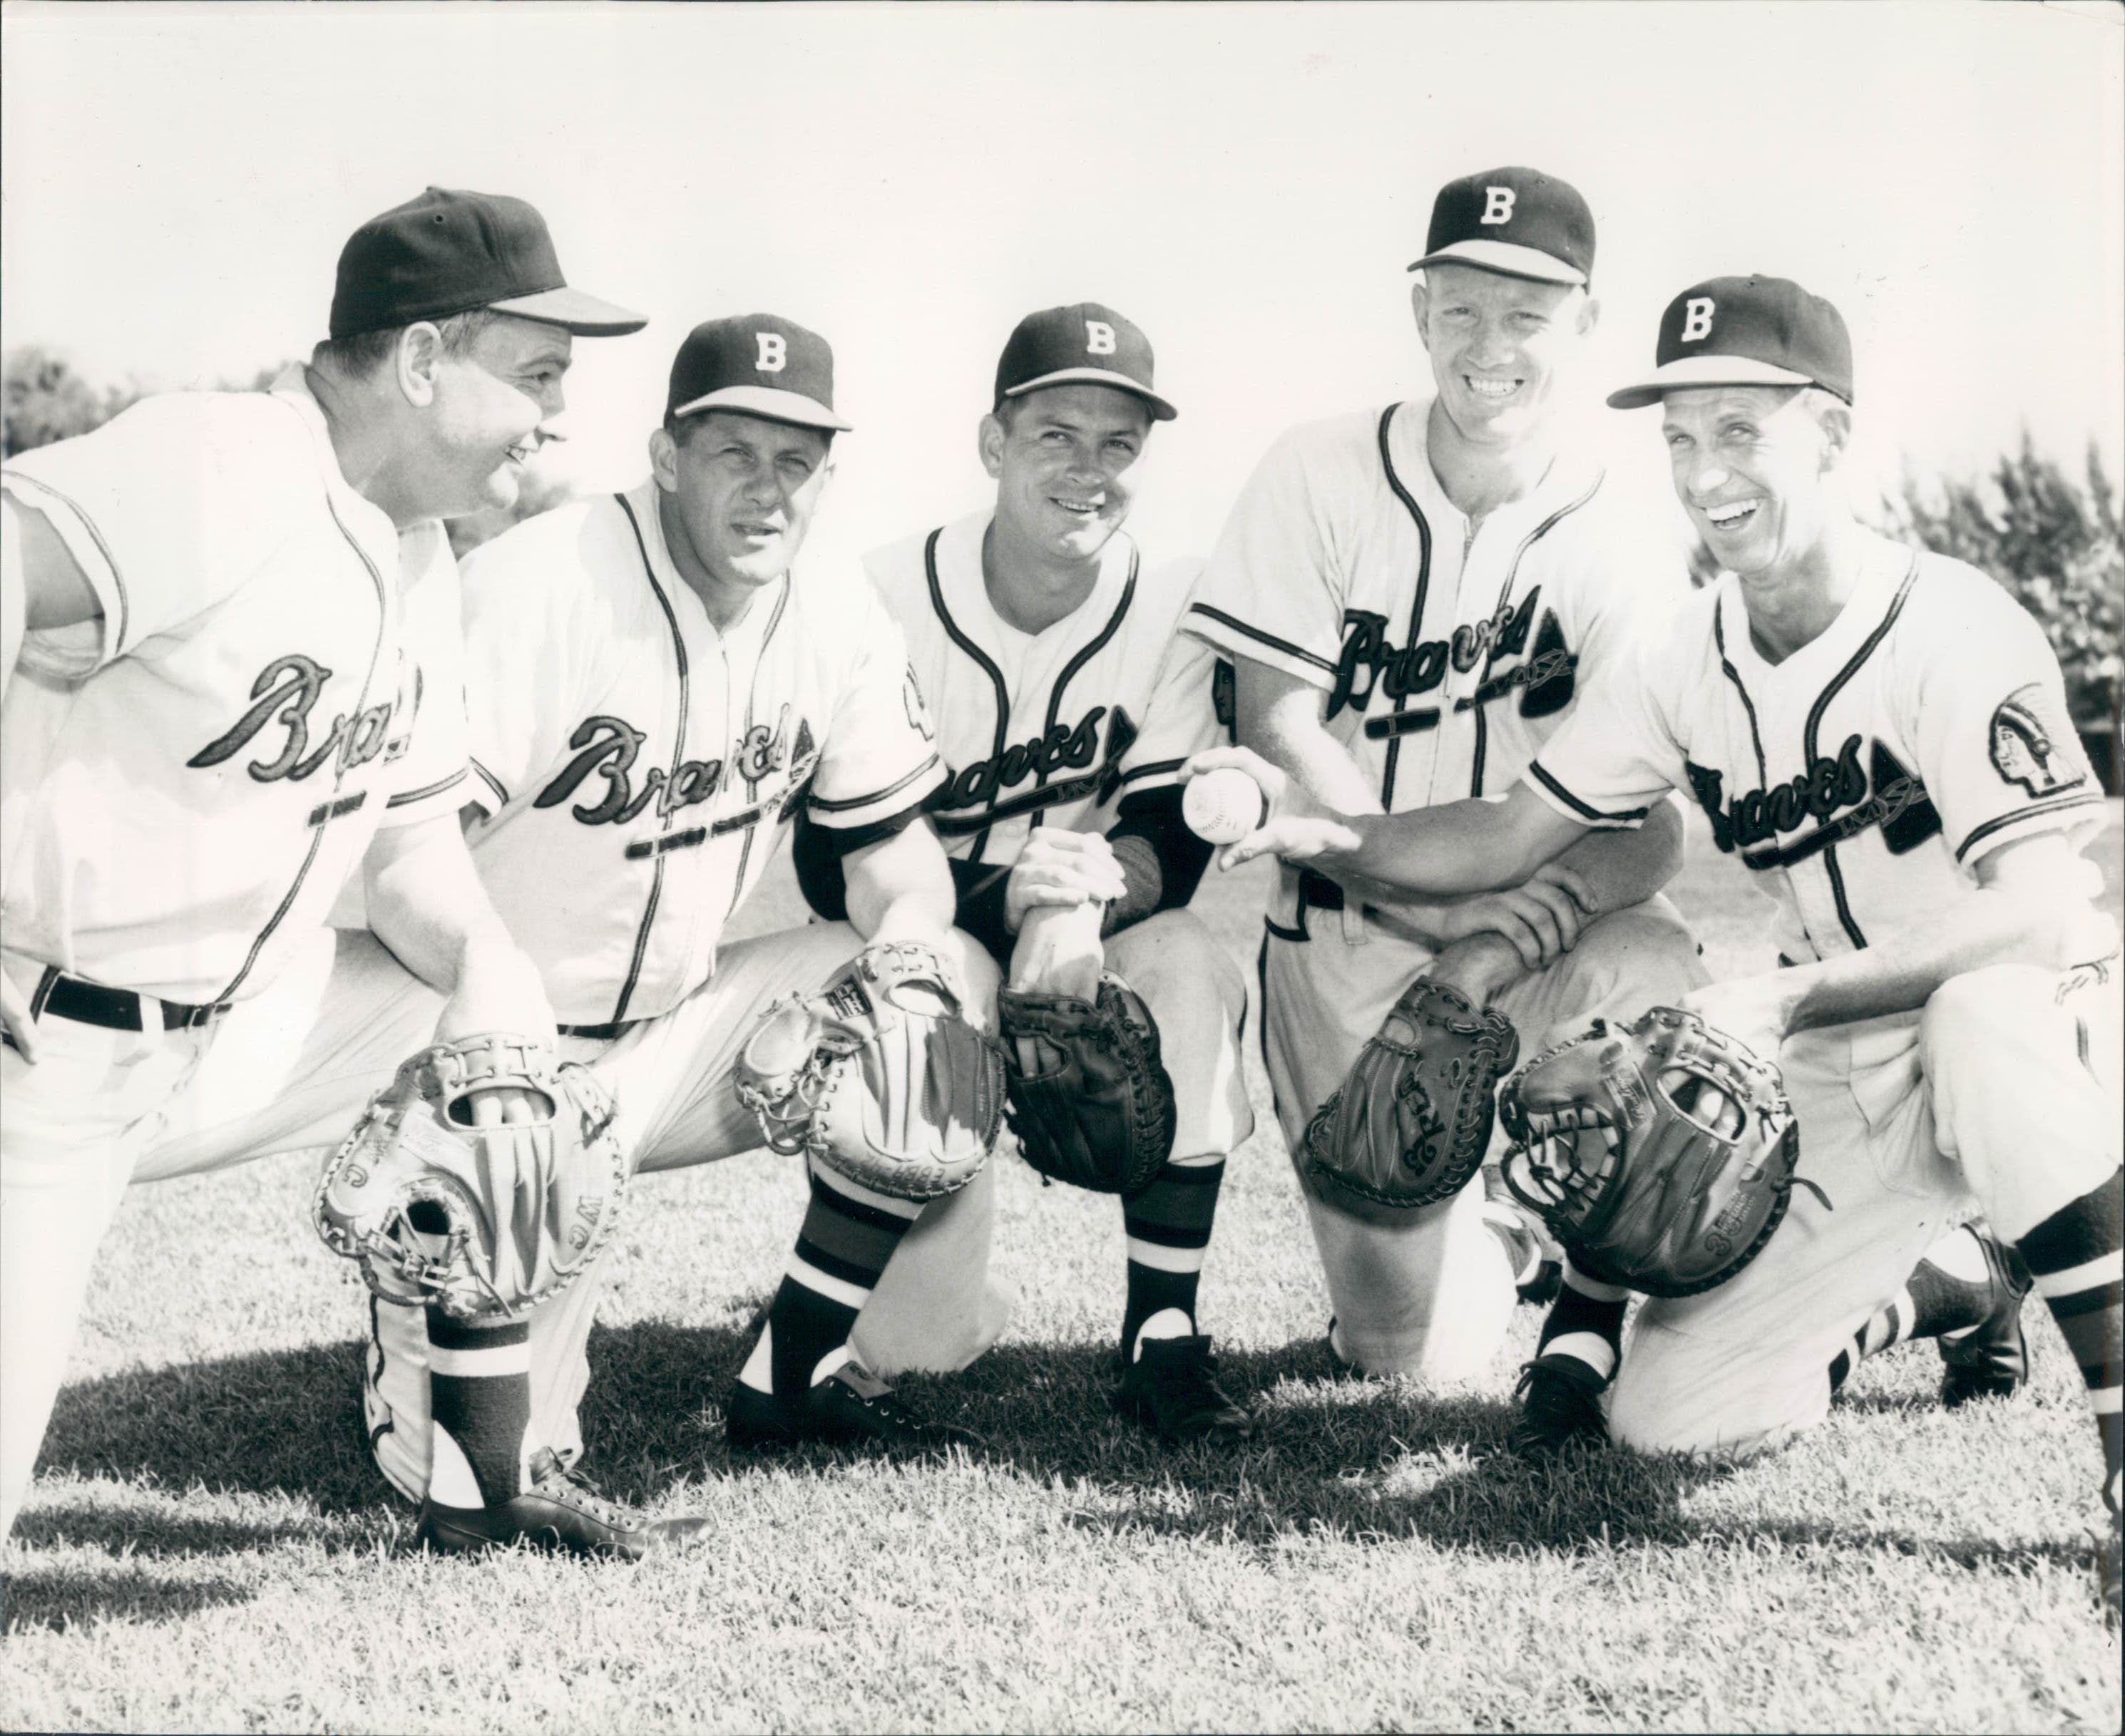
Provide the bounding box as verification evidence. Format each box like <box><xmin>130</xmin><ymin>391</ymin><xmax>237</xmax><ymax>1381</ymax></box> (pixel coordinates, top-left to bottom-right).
<box><xmin>1181</xmin><ymin>168</ymin><xmax>1703</xmax><ymax>1381</ymax></box>
<box><xmin>1194</xmin><ymin>274</ymin><xmax>2123</xmax><ymax>1618</ymax></box>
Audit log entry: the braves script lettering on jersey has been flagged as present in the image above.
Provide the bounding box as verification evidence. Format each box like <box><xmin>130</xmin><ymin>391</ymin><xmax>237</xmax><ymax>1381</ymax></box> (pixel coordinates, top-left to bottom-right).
<box><xmin>0</xmin><ymin>374</ymin><xmax>468</xmax><ymax>1005</ymax></box>
<box><xmin>1527</xmin><ymin>531</ymin><xmax>2107</xmax><ymax>965</ymax></box>
<box><xmin>866</xmin><ymin>512</ymin><xmax>1221</xmax><ymax>874</ymax></box>
<box><xmin>458</xmin><ymin>480</ymin><xmax>943</xmax><ymax>1026</ymax></box>
<box><xmin>1184</xmin><ymin>399</ymin><xmax>1684</xmax><ymax>919</ymax></box>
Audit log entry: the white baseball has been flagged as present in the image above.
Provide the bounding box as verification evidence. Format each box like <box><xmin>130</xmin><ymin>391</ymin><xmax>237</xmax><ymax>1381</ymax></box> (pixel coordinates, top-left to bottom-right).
<box><xmin>1182</xmin><ymin>766</ymin><xmax>1267</xmax><ymax>845</ymax></box>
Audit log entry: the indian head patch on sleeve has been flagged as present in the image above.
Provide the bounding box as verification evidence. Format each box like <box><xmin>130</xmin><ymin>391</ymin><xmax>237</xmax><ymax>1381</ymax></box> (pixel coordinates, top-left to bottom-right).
<box><xmin>1988</xmin><ymin>684</ymin><xmax>2089</xmax><ymax>798</ymax></box>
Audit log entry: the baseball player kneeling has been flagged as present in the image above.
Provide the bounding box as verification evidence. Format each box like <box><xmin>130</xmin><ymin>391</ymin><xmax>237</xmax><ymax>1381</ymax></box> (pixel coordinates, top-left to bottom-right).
<box><xmin>801</xmin><ymin>304</ymin><xmax>1258</xmax><ymax>1442</ymax></box>
<box><xmin>1196</xmin><ymin>275</ymin><xmax>2123</xmax><ymax>1620</ymax></box>
<box><xmin>0</xmin><ymin>188</ymin><xmax>645</xmax><ymax>1546</ymax></box>
<box><xmin>1181</xmin><ymin>168</ymin><xmax>1705</xmax><ymax>1382</ymax></box>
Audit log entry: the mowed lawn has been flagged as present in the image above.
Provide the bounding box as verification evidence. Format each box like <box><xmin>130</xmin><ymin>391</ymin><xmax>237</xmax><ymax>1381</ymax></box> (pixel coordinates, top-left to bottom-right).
<box><xmin>4</xmin><ymin>806</ymin><xmax>2120</xmax><ymax>1734</ymax></box>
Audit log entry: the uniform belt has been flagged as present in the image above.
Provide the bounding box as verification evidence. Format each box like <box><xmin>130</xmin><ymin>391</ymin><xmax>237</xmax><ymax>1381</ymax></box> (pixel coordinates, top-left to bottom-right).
<box><xmin>37</xmin><ymin>970</ymin><xmax>230</xmax><ymax>1032</ymax></box>
<box><xmin>557</xmin><ymin>1019</ymin><xmax>633</xmax><ymax>1042</ymax></box>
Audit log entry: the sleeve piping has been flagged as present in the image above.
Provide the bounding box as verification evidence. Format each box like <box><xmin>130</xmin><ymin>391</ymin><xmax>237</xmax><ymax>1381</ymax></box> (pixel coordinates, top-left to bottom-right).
<box><xmin>385</xmin><ymin>767</ymin><xmax>469</xmax><ymax>809</ymax></box>
<box><xmin>1953</xmin><ymin>789</ymin><xmax>2108</xmax><ymax>864</ymax></box>
<box><xmin>1525</xmin><ymin>761</ymin><xmax>1649</xmax><ymax>828</ymax></box>
<box><xmin>807</xmin><ymin>753</ymin><xmax>942</xmax><ymax>816</ymax></box>
<box><xmin>1184</xmin><ymin>602</ymin><xmax>1336</xmax><ymax>677</ymax></box>
<box><xmin>470</xmin><ymin>756</ymin><xmax>511</xmax><ymax>811</ymax></box>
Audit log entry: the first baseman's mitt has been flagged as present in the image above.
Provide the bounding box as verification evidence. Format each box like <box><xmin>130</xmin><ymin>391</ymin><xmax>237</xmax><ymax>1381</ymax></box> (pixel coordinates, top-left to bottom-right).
<box><xmin>1304</xmin><ymin>978</ymin><xmax>1520</xmax><ymax>1209</ymax></box>
<box><xmin>734</xmin><ymin>940</ymin><xmax>1005</xmax><ymax>1201</ymax></box>
<box><xmin>314</xmin><ymin>1033</ymin><xmax>626</xmax><ymax>1323</ymax></box>
<box><xmin>1497</xmin><ymin>1006</ymin><xmax>1821</xmax><ymax>1299</ymax></box>
<box><xmin>998</xmin><ymin>973</ymin><xmax>1177</xmax><ymax>1198</ymax></box>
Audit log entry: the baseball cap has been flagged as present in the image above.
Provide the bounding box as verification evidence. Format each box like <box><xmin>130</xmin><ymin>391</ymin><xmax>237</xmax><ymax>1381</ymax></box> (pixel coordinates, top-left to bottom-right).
<box><xmin>1607</xmin><ymin>275</ymin><xmax>1853</xmax><ymax>409</ymax></box>
<box><xmin>665</xmin><ymin>314</ymin><xmax>851</xmax><ymax>433</ymax></box>
<box><xmin>329</xmin><ymin>187</ymin><xmax>645</xmax><ymax>339</ymax></box>
<box><xmin>994</xmin><ymin>303</ymin><xmax>1177</xmax><ymax>422</ymax></box>
<box><xmin>1408</xmin><ymin>167</ymin><xmax>1595</xmax><ymax>288</ymax></box>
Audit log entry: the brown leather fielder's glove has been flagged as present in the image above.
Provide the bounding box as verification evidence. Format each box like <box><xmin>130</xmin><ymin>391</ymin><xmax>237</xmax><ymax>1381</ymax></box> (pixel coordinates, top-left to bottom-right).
<box><xmin>314</xmin><ymin>1033</ymin><xmax>626</xmax><ymax>1323</ymax></box>
<box><xmin>997</xmin><ymin>973</ymin><xmax>1177</xmax><ymax>1198</ymax></box>
<box><xmin>734</xmin><ymin>940</ymin><xmax>1005</xmax><ymax>1201</ymax></box>
<box><xmin>1304</xmin><ymin>978</ymin><xmax>1520</xmax><ymax>1210</ymax></box>
<box><xmin>1498</xmin><ymin>1005</ymin><xmax>1821</xmax><ymax>1300</ymax></box>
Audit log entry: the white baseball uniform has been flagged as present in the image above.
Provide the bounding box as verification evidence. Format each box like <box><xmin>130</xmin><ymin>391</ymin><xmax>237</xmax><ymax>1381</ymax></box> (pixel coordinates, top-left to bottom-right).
<box><xmin>1526</xmin><ymin>528</ymin><xmax>2120</xmax><ymax>1455</ymax></box>
<box><xmin>1185</xmin><ymin>397</ymin><xmax>1704</xmax><ymax>1376</ymax></box>
<box><xmin>135</xmin><ymin>478</ymin><xmax>1011</xmax><ymax>1499</ymax></box>
<box><xmin>864</xmin><ymin>512</ymin><xmax>1253</xmax><ymax>1163</ymax></box>
<box><xmin>0</xmin><ymin>373</ymin><xmax>471</xmax><ymax>1534</ymax></box>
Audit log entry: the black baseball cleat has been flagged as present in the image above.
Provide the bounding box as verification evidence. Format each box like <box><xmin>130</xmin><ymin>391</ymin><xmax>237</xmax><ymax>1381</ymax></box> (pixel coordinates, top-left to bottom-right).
<box><xmin>1115</xmin><ymin>1335</ymin><xmax>1255</xmax><ymax>1444</ymax></box>
<box><xmin>414</xmin><ymin>1449</ymin><xmax>712</xmax><ymax>1562</ymax></box>
<box><xmin>1510</xmin><ymin>1354</ymin><xmax>1610</xmax><ymax>1458</ymax></box>
<box><xmin>1937</xmin><ymin>1231</ymin><xmax>2034</xmax><ymax>1409</ymax></box>
<box><xmin>724</xmin><ymin>1362</ymin><xmax>981</xmax><ymax>1454</ymax></box>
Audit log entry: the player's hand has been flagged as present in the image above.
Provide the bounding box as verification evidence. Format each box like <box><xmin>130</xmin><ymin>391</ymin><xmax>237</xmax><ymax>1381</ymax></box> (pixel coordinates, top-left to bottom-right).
<box><xmin>436</xmin><ymin>940</ymin><xmax>558</xmax><ymax>1127</ymax></box>
<box><xmin>1004</xmin><ymin>830</ymin><xmax>1128</xmax><ymax>933</ymax></box>
<box><xmin>1439</xmin><ymin>866</ymin><xmax>1598</xmax><ymax>971</ymax></box>
<box><xmin>1681</xmin><ymin>972</ymin><xmax>1794</xmax><ymax>1064</ymax></box>
<box><xmin>0</xmin><ymin>965</ymin><xmax>39</xmax><ymax>1065</ymax></box>
<box><xmin>1183</xmin><ymin>746</ymin><xmax>1362</xmax><ymax>870</ymax></box>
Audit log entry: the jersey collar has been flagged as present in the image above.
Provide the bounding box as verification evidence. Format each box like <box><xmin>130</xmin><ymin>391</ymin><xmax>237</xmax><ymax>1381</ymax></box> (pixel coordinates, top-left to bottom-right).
<box><xmin>272</xmin><ymin>366</ymin><xmax>407</xmax><ymax>580</ymax></box>
<box><xmin>1715</xmin><ymin>529</ymin><xmax>1909</xmax><ymax>685</ymax></box>
<box><xmin>1386</xmin><ymin>394</ymin><xmax>1604</xmax><ymax>545</ymax></box>
<box><xmin>622</xmin><ymin>476</ymin><xmax>789</xmax><ymax>651</ymax></box>
<box><xmin>936</xmin><ymin>508</ymin><xmax>1136</xmax><ymax>657</ymax></box>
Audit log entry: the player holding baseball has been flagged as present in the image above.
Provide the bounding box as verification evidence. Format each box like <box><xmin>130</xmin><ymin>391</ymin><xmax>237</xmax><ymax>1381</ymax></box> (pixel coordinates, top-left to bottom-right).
<box><xmin>1181</xmin><ymin>168</ymin><xmax>1704</xmax><ymax>1380</ymax></box>
<box><xmin>808</xmin><ymin>304</ymin><xmax>1257</xmax><ymax>1441</ymax></box>
<box><xmin>0</xmin><ymin>187</ymin><xmax>645</xmax><ymax>1544</ymax></box>
<box><xmin>1196</xmin><ymin>276</ymin><xmax>2123</xmax><ymax>1617</ymax></box>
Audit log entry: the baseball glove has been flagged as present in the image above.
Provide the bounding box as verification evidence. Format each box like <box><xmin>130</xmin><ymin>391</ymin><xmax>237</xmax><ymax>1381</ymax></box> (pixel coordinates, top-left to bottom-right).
<box><xmin>1304</xmin><ymin>978</ymin><xmax>1520</xmax><ymax>1210</ymax></box>
<box><xmin>734</xmin><ymin>940</ymin><xmax>1005</xmax><ymax>1201</ymax></box>
<box><xmin>998</xmin><ymin>973</ymin><xmax>1177</xmax><ymax>1198</ymax></box>
<box><xmin>1497</xmin><ymin>1005</ymin><xmax>1822</xmax><ymax>1300</ymax></box>
<box><xmin>314</xmin><ymin>1033</ymin><xmax>626</xmax><ymax>1323</ymax></box>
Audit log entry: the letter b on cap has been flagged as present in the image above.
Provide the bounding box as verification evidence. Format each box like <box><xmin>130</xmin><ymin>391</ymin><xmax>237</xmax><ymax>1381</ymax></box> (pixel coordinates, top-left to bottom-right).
<box><xmin>1679</xmin><ymin>299</ymin><xmax>1715</xmax><ymax>344</ymax></box>
<box><xmin>755</xmin><ymin>332</ymin><xmax>787</xmax><ymax>373</ymax></box>
<box><xmin>1085</xmin><ymin>320</ymin><xmax>1117</xmax><ymax>356</ymax></box>
<box><xmin>1480</xmin><ymin>186</ymin><xmax>1516</xmax><ymax>225</ymax></box>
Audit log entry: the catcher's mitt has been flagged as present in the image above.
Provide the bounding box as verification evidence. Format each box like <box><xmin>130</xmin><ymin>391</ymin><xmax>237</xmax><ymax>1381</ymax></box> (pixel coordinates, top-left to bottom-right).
<box><xmin>734</xmin><ymin>940</ymin><xmax>1005</xmax><ymax>1201</ymax></box>
<box><xmin>1497</xmin><ymin>1006</ymin><xmax>1822</xmax><ymax>1300</ymax></box>
<box><xmin>314</xmin><ymin>1032</ymin><xmax>626</xmax><ymax>1323</ymax></box>
<box><xmin>998</xmin><ymin>973</ymin><xmax>1177</xmax><ymax>1198</ymax></box>
<box><xmin>1304</xmin><ymin>978</ymin><xmax>1520</xmax><ymax>1210</ymax></box>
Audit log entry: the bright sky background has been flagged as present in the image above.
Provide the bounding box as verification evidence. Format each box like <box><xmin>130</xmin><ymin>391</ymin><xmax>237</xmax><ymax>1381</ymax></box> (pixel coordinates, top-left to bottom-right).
<box><xmin>4</xmin><ymin>1</ymin><xmax>2121</xmax><ymax>571</ymax></box>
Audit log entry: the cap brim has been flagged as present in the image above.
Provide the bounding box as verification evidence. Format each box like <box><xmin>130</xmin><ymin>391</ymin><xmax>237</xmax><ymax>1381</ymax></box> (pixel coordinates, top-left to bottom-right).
<box><xmin>667</xmin><ymin>384</ymin><xmax>854</xmax><ymax>433</ymax></box>
<box><xmin>487</xmin><ymin>285</ymin><xmax>649</xmax><ymax>337</ymax></box>
<box><xmin>1407</xmin><ymin>240</ymin><xmax>1587</xmax><ymax>288</ymax></box>
<box><xmin>1002</xmin><ymin>368</ymin><xmax>1177</xmax><ymax>421</ymax></box>
<box><xmin>1605</xmin><ymin>354</ymin><xmax>1818</xmax><ymax>409</ymax></box>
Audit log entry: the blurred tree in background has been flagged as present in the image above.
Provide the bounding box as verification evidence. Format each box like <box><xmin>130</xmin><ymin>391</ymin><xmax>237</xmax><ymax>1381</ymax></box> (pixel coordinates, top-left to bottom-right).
<box><xmin>1878</xmin><ymin>436</ymin><xmax>2123</xmax><ymax>736</ymax></box>
<box><xmin>3</xmin><ymin>347</ymin><xmax>135</xmax><ymax>458</ymax></box>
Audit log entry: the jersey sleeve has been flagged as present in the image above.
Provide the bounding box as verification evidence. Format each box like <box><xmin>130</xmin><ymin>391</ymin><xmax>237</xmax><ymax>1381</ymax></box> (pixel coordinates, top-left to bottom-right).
<box><xmin>807</xmin><ymin>580</ymin><xmax>946</xmax><ymax>836</ymax></box>
<box><xmin>1182</xmin><ymin>425</ymin><xmax>1349</xmax><ymax>690</ymax></box>
<box><xmin>374</xmin><ymin>523</ymin><xmax>473</xmax><ymax>830</ymax></box>
<box><xmin>454</xmin><ymin>508</ymin><xmax>608</xmax><ymax>818</ymax></box>
<box><xmin>1905</xmin><ymin>569</ymin><xmax>2106</xmax><ymax>868</ymax></box>
<box><xmin>1523</xmin><ymin>625</ymin><xmax>1688</xmax><ymax>829</ymax></box>
<box><xmin>1112</xmin><ymin>580</ymin><xmax>1224</xmax><ymax>803</ymax></box>
<box><xmin>1</xmin><ymin>394</ymin><xmax>309</xmax><ymax>671</ymax></box>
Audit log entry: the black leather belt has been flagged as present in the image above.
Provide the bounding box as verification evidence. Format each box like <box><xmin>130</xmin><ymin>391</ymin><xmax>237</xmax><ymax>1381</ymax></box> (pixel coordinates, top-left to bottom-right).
<box><xmin>1297</xmin><ymin>868</ymin><xmax>1346</xmax><ymax>913</ymax></box>
<box><xmin>557</xmin><ymin>1020</ymin><xmax>633</xmax><ymax>1042</ymax></box>
<box><xmin>36</xmin><ymin>969</ymin><xmax>229</xmax><ymax>1032</ymax></box>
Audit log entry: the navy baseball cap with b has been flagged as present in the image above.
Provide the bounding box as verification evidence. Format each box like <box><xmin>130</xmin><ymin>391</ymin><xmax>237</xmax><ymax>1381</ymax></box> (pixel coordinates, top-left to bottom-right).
<box><xmin>995</xmin><ymin>303</ymin><xmax>1177</xmax><ymax>421</ymax></box>
<box><xmin>330</xmin><ymin>187</ymin><xmax>645</xmax><ymax>339</ymax></box>
<box><xmin>666</xmin><ymin>315</ymin><xmax>851</xmax><ymax>433</ymax></box>
<box><xmin>1408</xmin><ymin>167</ymin><xmax>1595</xmax><ymax>288</ymax></box>
<box><xmin>1607</xmin><ymin>276</ymin><xmax>1853</xmax><ymax>409</ymax></box>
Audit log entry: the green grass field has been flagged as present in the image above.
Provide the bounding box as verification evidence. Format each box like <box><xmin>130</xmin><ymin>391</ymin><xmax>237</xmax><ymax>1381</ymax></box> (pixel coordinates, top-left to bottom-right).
<box><xmin>4</xmin><ymin>806</ymin><xmax>2121</xmax><ymax>1734</ymax></box>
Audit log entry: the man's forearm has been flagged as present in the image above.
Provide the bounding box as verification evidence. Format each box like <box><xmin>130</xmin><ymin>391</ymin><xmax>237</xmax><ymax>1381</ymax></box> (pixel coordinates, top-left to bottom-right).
<box><xmin>1319</xmin><ymin>798</ymin><xmax>1559</xmax><ymax>896</ymax></box>
<box><xmin>844</xmin><ymin>822</ymin><xmax>958</xmax><ymax>943</ymax></box>
<box><xmin>364</xmin><ymin>818</ymin><xmax>521</xmax><ymax>995</ymax></box>
<box><xmin>1550</xmin><ymin>796</ymin><xmax>1684</xmax><ymax>913</ymax></box>
<box><xmin>1773</xmin><ymin>887</ymin><xmax>2104</xmax><ymax>1036</ymax></box>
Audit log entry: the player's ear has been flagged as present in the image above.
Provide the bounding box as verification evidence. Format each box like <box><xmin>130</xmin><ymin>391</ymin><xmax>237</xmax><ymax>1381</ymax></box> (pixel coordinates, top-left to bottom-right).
<box><xmin>1577</xmin><ymin>292</ymin><xmax>1601</xmax><ymax>339</ymax></box>
<box><xmin>977</xmin><ymin>411</ymin><xmax>1007</xmax><ymax>481</ymax></box>
<box><xmin>648</xmin><ymin>425</ymin><xmax>679</xmax><ymax>493</ymax></box>
<box><xmin>1813</xmin><ymin>396</ymin><xmax>1853</xmax><ymax>471</ymax></box>
<box><xmin>396</xmin><ymin>322</ymin><xmax>444</xmax><ymax>409</ymax></box>
<box><xmin>1409</xmin><ymin>281</ymin><xmax>1433</xmax><ymax>354</ymax></box>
